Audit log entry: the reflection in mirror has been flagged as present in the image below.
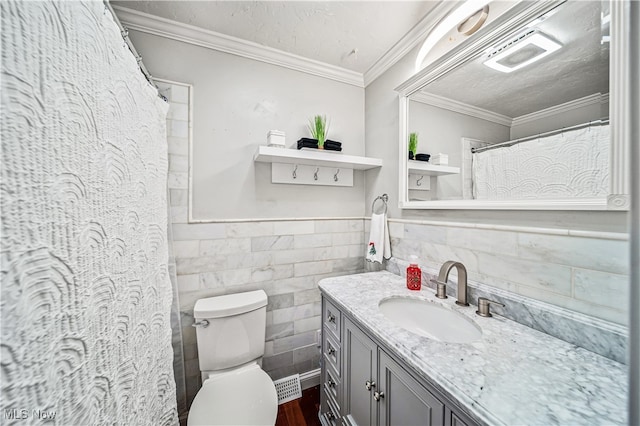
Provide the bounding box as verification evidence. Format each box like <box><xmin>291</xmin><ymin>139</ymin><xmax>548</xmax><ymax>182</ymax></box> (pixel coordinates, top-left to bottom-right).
<box><xmin>404</xmin><ymin>0</ymin><xmax>612</xmax><ymax>205</ymax></box>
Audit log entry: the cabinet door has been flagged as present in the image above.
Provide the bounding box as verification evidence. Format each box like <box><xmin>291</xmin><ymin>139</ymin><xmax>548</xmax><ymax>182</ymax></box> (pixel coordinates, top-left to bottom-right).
<box><xmin>378</xmin><ymin>350</ymin><xmax>444</xmax><ymax>426</ymax></box>
<box><xmin>343</xmin><ymin>318</ymin><xmax>377</xmax><ymax>426</ymax></box>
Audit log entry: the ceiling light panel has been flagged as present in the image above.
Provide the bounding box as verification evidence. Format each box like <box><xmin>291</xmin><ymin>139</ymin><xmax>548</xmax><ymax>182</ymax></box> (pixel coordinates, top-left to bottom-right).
<box><xmin>484</xmin><ymin>32</ymin><xmax>562</xmax><ymax>73</ymax></box>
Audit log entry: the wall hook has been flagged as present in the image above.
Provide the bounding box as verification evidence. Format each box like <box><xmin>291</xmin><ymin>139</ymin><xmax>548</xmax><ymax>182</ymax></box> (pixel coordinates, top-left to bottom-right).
<box><xmin>416</xmin><ymin>175</ymin><xmax>424</xmax><ymax>186</ymax></box>
<box><xmin>292</xmin><ymin>165</ymin><xmax>298</xmax><ymax>179</ymax></box>
<box><xmin>334</xmin><ymin>169</ymin><xmax>340</xmax><ymax>182</ymax></box>
<box><xmin>314</xmin><ymin>168</ymin><xmax>319</xmax><ymax>181</ymax></box>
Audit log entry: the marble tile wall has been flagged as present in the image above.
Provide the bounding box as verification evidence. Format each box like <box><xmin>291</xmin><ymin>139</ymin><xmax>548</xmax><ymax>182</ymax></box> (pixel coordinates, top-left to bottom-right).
<box><xmin>385</xmin><ymin>219</ymin><xmax>629</xmax><ymax>326</ymax></box>
<box><xmin>380</xmin><ymin>219</ymin><xmax>629</xmax><ymax>362</ymax></box>
<box><xmin>174</xmin><ymin>219</ymin><xmax>364</xmax><ymax>406</ymax></box>
<box><xmin>161</xmin><ymin>81</ymin><xmax>365</xmax><ymax>412</ymax></box>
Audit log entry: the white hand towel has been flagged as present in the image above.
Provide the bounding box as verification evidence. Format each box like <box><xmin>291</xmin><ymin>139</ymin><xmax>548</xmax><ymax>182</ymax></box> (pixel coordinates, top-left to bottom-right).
<box><xmin>366</xmin><ymin>213</ymin><xmax>391</xmax><ymax>264</ymax></box>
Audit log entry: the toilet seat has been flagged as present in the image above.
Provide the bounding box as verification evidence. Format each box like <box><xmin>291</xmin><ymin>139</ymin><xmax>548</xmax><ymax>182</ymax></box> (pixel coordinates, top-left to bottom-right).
<box><xmin>188</xmin><ymin>364</ymin><xmax>278</xmax><ymax>426</ymax></box>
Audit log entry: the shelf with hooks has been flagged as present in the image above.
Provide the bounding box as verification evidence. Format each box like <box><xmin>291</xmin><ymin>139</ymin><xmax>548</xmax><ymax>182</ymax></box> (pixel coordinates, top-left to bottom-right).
<box><xmin>254</xmin><ymin>146</ymin><xmax>382</xmax><ymax>187</ymax></box>
<box><xmin>408</xmin><ymin>160</ymin><xmax>460</xmax><ymax>176</ymax></box>
<box><xmin>254</xmin><ymin>146</ymin><xmax>383</xmax><ymax>170</ymax></box>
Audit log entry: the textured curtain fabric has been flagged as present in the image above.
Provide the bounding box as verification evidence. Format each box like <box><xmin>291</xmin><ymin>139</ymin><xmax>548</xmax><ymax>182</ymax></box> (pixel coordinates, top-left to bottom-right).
<box><xmin>472</xmin><ymin>125</ymin><xmax>610</xmax><ymax>200</ymax></box>
<box><xmin>1</xmin><ymin>2</ymin><xmax>177</xmax><ymax>424</ymax></box>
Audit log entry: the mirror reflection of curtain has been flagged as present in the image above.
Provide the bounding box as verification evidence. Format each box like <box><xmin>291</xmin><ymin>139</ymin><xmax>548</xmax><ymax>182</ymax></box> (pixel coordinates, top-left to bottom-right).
<box><xmin>461</xmin><ymin>138</ymin><xmax>492</xmax><ymax>200</ymax></box>
<box><xmin>472</xmin><ymin>125</ymin><xmax>610</xmax><ymax>200</ymax></box>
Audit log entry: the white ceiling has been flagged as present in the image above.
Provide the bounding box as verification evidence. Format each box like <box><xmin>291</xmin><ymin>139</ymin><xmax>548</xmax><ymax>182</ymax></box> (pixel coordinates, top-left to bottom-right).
<box><xmin>111</xmin><ymin>1</ymin><xmax>439</xmax><ymax>74</ymax></box>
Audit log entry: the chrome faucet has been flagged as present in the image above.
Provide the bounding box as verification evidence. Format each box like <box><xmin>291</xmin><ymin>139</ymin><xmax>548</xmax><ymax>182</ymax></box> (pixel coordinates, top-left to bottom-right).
<box><xmin>431</xmin><ymin>261</ymin><xmax>469</xmax><ymax>306</ymax></box>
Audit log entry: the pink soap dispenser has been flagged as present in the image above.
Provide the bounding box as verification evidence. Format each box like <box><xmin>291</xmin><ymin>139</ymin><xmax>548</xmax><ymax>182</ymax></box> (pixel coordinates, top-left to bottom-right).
<box><xmin>406</xmin><ymin>255</ymin><xmax>421</xmax><ymax>291</ymax></box>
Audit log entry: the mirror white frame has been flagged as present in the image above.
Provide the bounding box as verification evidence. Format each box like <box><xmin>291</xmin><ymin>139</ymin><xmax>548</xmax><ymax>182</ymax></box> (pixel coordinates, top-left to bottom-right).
<box><xmin>396</xmin><ymin>0</ymin><xmax>631</xmax><ymax>210</ymax></box>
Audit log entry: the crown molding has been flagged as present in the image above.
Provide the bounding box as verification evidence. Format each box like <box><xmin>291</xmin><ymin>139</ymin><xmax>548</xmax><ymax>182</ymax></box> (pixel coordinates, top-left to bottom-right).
<box><xmin>411</xmin><ymin>92</ymin><xmax>512</xmax><ymax>127</ymax></box>
<box><xmin>112</xmin><ymin>6</ymin><xmax>364</xmax><ymax>88</ymax></box>
<box><xmin>512</xmin><ymin>92</ymin><xmax>610</xmax><ymax>127</ymax></box>
<box><xmin>363</xmin><ymin>2</ymin><xmax>457</xmax><ymax>87</ymax></box>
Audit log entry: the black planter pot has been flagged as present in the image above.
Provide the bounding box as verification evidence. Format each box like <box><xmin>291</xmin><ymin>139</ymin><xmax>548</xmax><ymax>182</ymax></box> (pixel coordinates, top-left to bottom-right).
<box><xmin>409</xmin><ymin>151</ymin><xmax>414</xmax><ymax>160</ymax></box>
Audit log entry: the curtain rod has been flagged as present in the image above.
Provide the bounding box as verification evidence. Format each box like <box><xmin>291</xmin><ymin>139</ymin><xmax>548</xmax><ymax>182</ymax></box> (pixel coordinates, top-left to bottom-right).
<box><xmin>471</xmin><ymin>119</ymin><xmax>610</xmax><ymax>154</ymax></box>
<box><xmin>103</xmin><ymin>1</ymin><xmax>167</xmax><ymax>102</ymax></box>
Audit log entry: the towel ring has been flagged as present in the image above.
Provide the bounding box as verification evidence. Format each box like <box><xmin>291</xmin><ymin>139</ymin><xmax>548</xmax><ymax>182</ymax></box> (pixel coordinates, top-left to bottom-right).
<box><xmin>372</xmin><ymin>194</ymin><xmax>388</xmax><ymax>214</ymax></box>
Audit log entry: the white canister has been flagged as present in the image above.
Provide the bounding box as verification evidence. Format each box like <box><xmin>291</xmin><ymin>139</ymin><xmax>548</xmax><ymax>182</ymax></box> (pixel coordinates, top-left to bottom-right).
<box><xmin>267</xmin><ymin>130</ymin><xmax>286</xmax><ymax>148</ymax></box>
<box><xmin>432</xmin><ymin>153</ymin><xmax>449</xmax><ymax>165</ymax></box>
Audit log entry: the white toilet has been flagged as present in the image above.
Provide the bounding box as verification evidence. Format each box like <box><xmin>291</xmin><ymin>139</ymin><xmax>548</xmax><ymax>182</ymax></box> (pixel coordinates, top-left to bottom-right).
<box><xmin>187</xmin><ymin>290</ymin><xmax>278</xmax><ymax>426</ymax></box>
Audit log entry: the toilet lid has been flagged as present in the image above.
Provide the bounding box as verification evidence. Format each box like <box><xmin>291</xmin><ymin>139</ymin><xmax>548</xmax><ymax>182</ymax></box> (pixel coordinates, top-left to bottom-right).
<box><xmin>188</xmin><ymin>366</ymin><xmax>278</xmax><ymax>426</ymax></box>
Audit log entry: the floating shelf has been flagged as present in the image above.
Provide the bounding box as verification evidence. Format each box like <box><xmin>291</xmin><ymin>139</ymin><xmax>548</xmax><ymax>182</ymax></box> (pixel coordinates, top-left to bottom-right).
<box><xmin>408</xmin><ymin>160</ymin><xmax>460</xmax><ymax>176</ymax></box>
<box><xmin>254</xmin><ymin>146</ymin><xmax>382</xmax><ymax>170</ymax></box>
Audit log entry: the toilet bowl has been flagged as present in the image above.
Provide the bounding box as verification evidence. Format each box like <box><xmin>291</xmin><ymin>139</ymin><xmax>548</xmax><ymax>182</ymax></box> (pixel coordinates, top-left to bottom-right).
<box><xmin>187</xmin><ymin>290</ymin><xmax>278</xmax><ymax>426</ymax></box>
<box><xmin>188</xmin><ymin>363</ymin><xmax>277</xmax><ymax>426</ymax></box>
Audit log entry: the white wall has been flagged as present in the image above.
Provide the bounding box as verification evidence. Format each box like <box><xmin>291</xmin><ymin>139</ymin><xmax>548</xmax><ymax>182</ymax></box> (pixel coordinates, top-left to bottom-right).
<box><xmin>127</xmin><ymin>31</ymin><xmax>366</xmax><ymax>221</ymax></box>
<box><xmin>511</xmin><ymin>97</ymin><xmax>610</xmax><ymax>139</ymax></box>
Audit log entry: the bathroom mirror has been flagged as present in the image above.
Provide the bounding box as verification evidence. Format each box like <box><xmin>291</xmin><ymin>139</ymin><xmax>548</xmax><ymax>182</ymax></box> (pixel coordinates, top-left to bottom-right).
<box><xmin>396</xmin><ymin>0</ymin><xmax>630</xmax><ymax>210</ymax></box>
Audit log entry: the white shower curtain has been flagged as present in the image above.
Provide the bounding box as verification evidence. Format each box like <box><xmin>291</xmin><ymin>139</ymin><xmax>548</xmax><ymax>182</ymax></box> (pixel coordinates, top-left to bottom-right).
<box><xmin>1</xmin><ymin>2</ymin><xmax>177</xmax><ymax>424</ymax></box>
<box><xmin>472</xmin><ymin>125</ymin><xmax>610</xmax><ymax>200</ymax></box>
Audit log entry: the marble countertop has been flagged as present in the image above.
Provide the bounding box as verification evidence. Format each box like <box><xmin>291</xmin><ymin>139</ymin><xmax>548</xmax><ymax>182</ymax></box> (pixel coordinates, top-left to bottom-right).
<box><xmin>319</xmin><ymin>271</ymin><xmax>627</xmax><ymax>426</ymax></box>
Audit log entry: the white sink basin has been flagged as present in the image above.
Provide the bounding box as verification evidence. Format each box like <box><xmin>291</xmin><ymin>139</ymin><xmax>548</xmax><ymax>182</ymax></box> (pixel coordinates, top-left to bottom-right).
<box><xmin>378</xmin><ymin>297</ymin><xmax>482</xmax><ymax>343</ymax></box>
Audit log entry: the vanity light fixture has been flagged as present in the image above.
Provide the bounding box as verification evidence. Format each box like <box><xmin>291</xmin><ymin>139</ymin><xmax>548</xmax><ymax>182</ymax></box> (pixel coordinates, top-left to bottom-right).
<box><xmin>483</xmin><ymin>31</ymin><xmax>562</xmax><ymax>73</ymax></box>
<box><xmin>415</xmin><ymin>0</ymin><xmax>492</xmax><ymax>73</ymax></box>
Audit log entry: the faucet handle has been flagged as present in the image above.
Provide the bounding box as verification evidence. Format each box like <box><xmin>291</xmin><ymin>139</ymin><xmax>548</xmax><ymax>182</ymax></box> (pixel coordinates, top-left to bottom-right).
<box><xmin>430</xmin><ymin>279</ymin><xmax>448</xmax><ymax>299</ymax></box>
<box><xmin>476</xmin><ymin>297</ymin><xmax>505</xmax><ymax>317</ymax></box>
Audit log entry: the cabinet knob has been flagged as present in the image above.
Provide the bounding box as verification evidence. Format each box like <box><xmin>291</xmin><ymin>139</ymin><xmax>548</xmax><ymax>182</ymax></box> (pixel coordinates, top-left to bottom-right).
<box><xmin>374</xmin><ymin>391</ymin><xmax>385</xmax><ymax>401</ymax></box>
<box><xmin>365</xmin><ymin>380</ymin><xmax>376</xmax><ymax>391</ymax></box>
<box><xmin>328</xmin><ymin>347</ymin><xmax>336</xmax><ymax>356</ymax></box>
<box><xmin>327</xmin><ymin>313</ymin><xmax>336</xmax><ymax>323</ymax></box>
<box><xmin>328</xmin><ymin>378</ymin><xmax>335</xmax><ymax>388</ymax></box>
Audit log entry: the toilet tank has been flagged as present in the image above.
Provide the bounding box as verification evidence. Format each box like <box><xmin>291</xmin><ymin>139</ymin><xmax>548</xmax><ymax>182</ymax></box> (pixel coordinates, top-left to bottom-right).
<box><xmin>193</xmin><ymin>290</ymin><xmax>268</xmax><ymax>371</ymax></box>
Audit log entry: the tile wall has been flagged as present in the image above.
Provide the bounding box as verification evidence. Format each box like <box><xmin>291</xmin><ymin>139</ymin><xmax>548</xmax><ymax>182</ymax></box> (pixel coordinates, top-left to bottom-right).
<box><xmin>384</xmin><ymin>219</ymin><xmax>629</xmax><ymax>326</ymax></box>
<box><xmin>159</xmin><ymin>81</ymin><xmax>365</xmax><ymax>412</ymax></box>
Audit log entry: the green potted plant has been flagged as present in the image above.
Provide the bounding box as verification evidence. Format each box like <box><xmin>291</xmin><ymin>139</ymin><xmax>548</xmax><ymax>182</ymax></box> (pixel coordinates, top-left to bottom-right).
<box><xmin>308</xmin><ymin>115</ymin><xmax>329</xmax><ymax>149</ymax></box>
<box><xmin>408</xmin><ymin>132</ymin><xmax>418</xmax><ymax>159</ymax></box>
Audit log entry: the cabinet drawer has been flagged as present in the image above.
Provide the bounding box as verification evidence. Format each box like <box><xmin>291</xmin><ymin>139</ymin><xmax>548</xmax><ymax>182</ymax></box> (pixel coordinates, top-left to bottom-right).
<box><xmin>323</xmin><ymin>299</ymin><xmax>341</xmax><ymax>341</ymax></box>
<box><xmin>323</xmin><ymin>331</ymin><xmax>341</xmax><ymax>375</ymax></box>
<box><xmin>321</xmin><ymin>389</ymin><xmax>341</xmax><ymax>426</ymax></box>
<box><xmin>323</xmin><ymin>363</ymin><xmax>341</xmax><ymax>408</ymax></box>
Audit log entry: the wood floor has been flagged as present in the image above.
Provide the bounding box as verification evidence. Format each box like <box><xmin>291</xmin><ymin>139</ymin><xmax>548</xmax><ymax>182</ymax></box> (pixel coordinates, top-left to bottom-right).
<box><xmin>275</xmin><ymin>385</ymin><xmax>321</xmax><ymax>426</ymax></box>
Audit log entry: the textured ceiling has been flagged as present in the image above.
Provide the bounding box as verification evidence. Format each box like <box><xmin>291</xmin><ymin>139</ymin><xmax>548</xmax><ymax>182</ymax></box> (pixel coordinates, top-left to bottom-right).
<box><xmin>111</xmin><ymin>1</ymin><xmax>438</xmax><ymax>73</ymax></box>
<box><xmin>420</xmin><ymin>1</ymin><xmax>609</xmax><ymax>118</ymax></box>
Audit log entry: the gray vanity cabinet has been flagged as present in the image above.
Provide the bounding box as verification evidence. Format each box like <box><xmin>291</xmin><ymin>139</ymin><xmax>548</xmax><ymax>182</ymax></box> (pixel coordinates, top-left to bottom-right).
<box><xmin>343</xmin><ymin>317</ymin><xmax>378</xmax><ymax>425</ymax></box>
<box><xmin>320</xmin><ymin>295</ymin><xmax>475</xmax><ymax>426</ymax></box>
<box><xmin>342</xmin><ymin>317</ymin><xmax>444</xmax><ymax>426</ymax></box>
<box><xmin>378</xmin><ymin>350</ymin><xmax>444</xmax><ymax>426</ymax></box>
